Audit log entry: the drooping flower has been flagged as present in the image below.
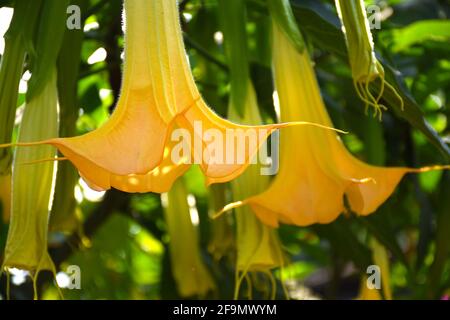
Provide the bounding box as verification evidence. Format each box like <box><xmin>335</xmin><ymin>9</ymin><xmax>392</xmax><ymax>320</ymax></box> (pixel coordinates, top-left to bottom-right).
<box><xmin>0</xmin><ymin>0</ymin><xmax>331</xmax><ymax>193</ymax></box>
<box><xmin>335</xmin><ymin>0</ymin><xmax>403</xmax><ymax>118</ymax></box>
<box><xmin>161</xmin><ymin>178</ymin><xmax>215</xmax><ymax>298</ymax></box>
<box><xmin>220</xmin><ymin>20</ymin><xmax>448</xmax><ymax>227</ymax></box>
<box><xmin>1</xmin><ymin>0</ymin><xmax>197</xmax><ymax>186</ymax></box>
<box><xmin>218</xmin><ymin>0</ymin><xmax>287</xmax><ymax>299</ymax></box>
<box><xmin>1</xmin><ymin>70</ymin><xmax>59</xmax><ymax>290</ymax></box>
<box><xmin>229</xmin><ymin>83</ymin><xmax>286</xmax><ymax>300</ymax></box>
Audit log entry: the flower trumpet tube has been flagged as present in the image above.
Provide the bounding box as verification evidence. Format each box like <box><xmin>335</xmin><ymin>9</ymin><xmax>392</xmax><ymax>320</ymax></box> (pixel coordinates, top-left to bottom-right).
<box><xmin>219</xmin><ymin>21</ymin><xmax>449</xmax><ymax>227</ymax></box>
<box><xmin>161</xmin><ymin>178</ymin><xmax>215</xmax><ymax>298</ymax></box>
<box><xmin>0</xmin><ymin>0</ymin><xmax>341</xmax><ymax>194</ymax></box>
<box><xmin>1</xmin><ymin>70</ymin><xmax>59</xmax><ymax>284</ymax></box>
<box><xmin>335</xmin><ymin>0</ymin><xmax>403</xmax><ymax>118</ymax></box>
<box><xmin>108</xmin><ymin>135</ymin><xmax>191</xmax><ymax>193</ymax></box>
<box><xmin>0</xmin><ymin>0</ymin><xmax>196</xmax><ymax>181</ymax></box>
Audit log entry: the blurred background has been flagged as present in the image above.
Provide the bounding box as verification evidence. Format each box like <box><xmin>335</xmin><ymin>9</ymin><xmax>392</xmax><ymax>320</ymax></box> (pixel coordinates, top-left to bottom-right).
<box><xmin>0</xmin><ymin>0</ymin><xmax>449</xmax><ymax>300</ymax></box>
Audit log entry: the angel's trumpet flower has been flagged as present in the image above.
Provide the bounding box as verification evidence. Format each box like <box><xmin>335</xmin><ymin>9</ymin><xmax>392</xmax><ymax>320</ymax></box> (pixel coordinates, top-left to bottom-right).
<box><xmin>1</xmin><ymin>70</ymin><xmax>59</xmax><ymax>290</ymax></box>
<box><xmin>161</xmin><ymin>178</ymin><xmax>215</xmax><ymax>297</ymax></box>
<box><xmin>220</xmin><ymin>22</ymin><xmax>449</xmax><ymax>227</ymax></box>
<box><xmin>0</xmin><ymin>0</ymin><xmax>337</xmax><ymax>193</ymax></box>
<box><xmin>335</xmin><ymin>0</ymin><xmax>403</xmax><ymax>118</ymax></box>
<box><xmin>218</xmin><ymin>0</ymin><xmax>287</xmax><ymax>299</ymax></box>
<box><xmin>230</xmin><ymin>84</ymin><xmax>286</xmax><ymax>300</ymax></box>
<box><xmin>0</xmin><ymin>0</ymin><xmax>196</xmax><ymax>181</ymax></box>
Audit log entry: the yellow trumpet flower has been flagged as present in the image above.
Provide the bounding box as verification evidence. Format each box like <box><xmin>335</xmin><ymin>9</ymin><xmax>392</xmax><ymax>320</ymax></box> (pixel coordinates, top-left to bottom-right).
<box><xmin>220</xmin><ymin>22</ymin><xmax>449</xmax><ymax>227</ymax></box>
<box><xmin>229</xmin><ymin>83</ymin><xmax>286</xmax><ymax>300</ymax></box>
<box><xmin>161</xmin><ymin>178</ymin><xmax>215</xmax><ymax>298</ymax></box>
<box><xmin>0</xmin><ymin>0</ymin><xmax>329</xmax><ymax>193</ymax></box>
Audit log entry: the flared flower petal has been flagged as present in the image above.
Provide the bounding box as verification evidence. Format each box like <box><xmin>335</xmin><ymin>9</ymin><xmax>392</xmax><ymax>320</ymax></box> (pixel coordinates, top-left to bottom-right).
<box><xmin>0</xmin><ymin>0</ymin><xmax>339</xmax><ymax>194</ymax></box>
<box><xmin>109</xmin><ymin>138</ymin><xmax>191</xmax><ymax>193</ymax></box>
<box><xmin>0</xmin><ymin>0</ymin><xmax>198</xmax><ymax>180</ymax></box>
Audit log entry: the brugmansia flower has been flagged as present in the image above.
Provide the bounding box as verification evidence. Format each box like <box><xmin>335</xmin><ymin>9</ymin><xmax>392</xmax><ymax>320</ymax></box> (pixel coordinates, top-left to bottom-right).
<box><xmin>0</xmin><ymin>0</ymin><xmax>325</xmax><ymax>193</ymax></box>
<box><xmin>220</xmin><ymin>21</ymin><xmax>448</xmax><ymax>227</ymax></box>
<box><xmin>335</xmin><ymin>0</ymin><xmax>403</xmax><ymax>118</ymax></box>
<box><xmin>230</xmin><ymin>84</ymin><xmax>286</xmax><ymax>300</ymax></box>
<box><xmin>217</xmin><ymin>0</ymin><xmax>287</xmax><ymax>299</ymax></box>
<box><xmin>161</xmin><ymin>178</ymin><xmax>215</xmax><ymax>297</ymax></box>
<box><xmin>1</xmin><ymin>70</ymin><xmax>59</xmax><ymax>295</ymax></box>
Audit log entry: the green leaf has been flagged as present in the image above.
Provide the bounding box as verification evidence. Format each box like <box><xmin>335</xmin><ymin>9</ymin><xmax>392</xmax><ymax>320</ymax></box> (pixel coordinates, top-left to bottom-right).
<box><xmin>392</xmin><ymin>20</ymin><xmax>450</xmax><ymax>52</ymax></box>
